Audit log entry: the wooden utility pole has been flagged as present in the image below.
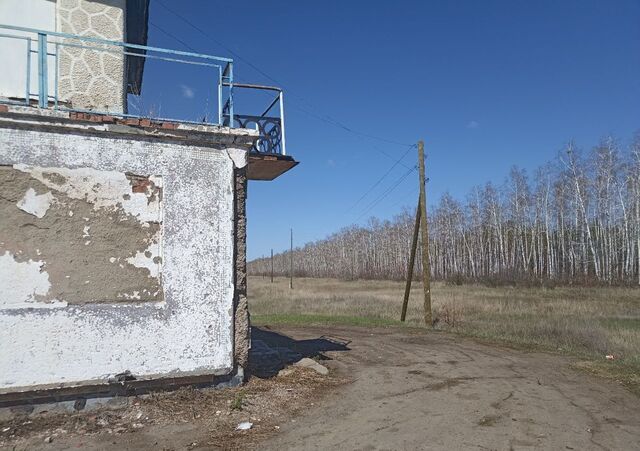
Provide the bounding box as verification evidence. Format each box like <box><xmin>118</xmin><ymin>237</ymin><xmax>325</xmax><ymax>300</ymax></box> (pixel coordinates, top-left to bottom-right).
<box><xmin>401</xmin><ymin>199</ymin><xmax>421</xmax><ymax>321</ymax></box>
<box><xmin>418</xmin><ymin>140</ymin><xmax>432</xmax><ymax>325</ymax></box>
<box><xmin>289</xmin><ymin>228</ymin><xmax>293</xmax><ymax>289</ymax></box>
<box><xmin>400</xmin><ymin>141</ymin><xmax>432</xmax><ymax>326</ymax></box>
<box><xmin>270</xmin><ymin>248</ymin><xmax>274</xmax><ymax>283</ymax></box>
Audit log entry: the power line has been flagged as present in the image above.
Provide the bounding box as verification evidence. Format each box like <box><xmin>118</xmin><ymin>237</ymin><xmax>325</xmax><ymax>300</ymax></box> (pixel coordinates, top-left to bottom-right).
<box><xmin>355</xmin><ymin>165</ymin><xmax>417</xmax><ymax>221</ymax></box>
<box><xmin>153</xmin><ymin>0</ymin><xmax>414</xmax><ymax>149</ymax></box>
<box><xmin>357</xmin><ymin>166</ymin><xmax>417</xmax><ymax>220</ymax></box>
<box><xmin>149</xmin><ymin>18</ymin><xmax>414</xmax><ymax>165</ymax></box>
<box><xmin>345</xmin><ymin>144</ymin><xmax>416</xmax><ymax>213</ymax></box>
<box><xmin>390</xmin><ymin>186</ymin><xmax>420</xmax><ymax>211</ymax></box>
<box><xmin>149</xmin><ymin>20</ymin><xmax>197</xmax><ymax>53</ymax></box>
<box><xmin>150</xmin><ymin>7</ymin><xmax>422</xmax><ymax>221</ymax></box>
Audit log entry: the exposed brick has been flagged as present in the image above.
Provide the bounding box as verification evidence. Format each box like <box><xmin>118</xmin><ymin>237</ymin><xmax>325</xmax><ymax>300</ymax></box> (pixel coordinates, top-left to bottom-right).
<box><xmin>132</xmin><ymin>180</ymin><xmax>151</xmax><ymax>193</ymax></box>
<box><xmin>70</xmin><ymin>112</ymin><xmax>91</xmax><ymax>121</ymax></box>
<box><xmin>161</xmin><ymin>122</ymin><xmax>178</xmax><ymax>130</ymax></box>
<box><xmin>125</xmin><ymin>118</ymin><xmax>140</xmax><ymax>126</ymax></box>
<box><xmin>0</xmin><ymin>105</ymin><xmax>8</xmax><ymax>113</ymax></box>
<box><xmin>102</xmin><ymin>115</ymin><xmax>115</xmax><ymax>123</ymax></box>
<box><xmin>140</xmin><ymin>119</ymin><xmax>152</xmax><ymax>127</ymax></box>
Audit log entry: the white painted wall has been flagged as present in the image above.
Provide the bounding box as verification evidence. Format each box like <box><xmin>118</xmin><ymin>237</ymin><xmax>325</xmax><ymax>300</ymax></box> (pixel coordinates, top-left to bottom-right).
<box><xmin>0</xmin><ymin>123</ymin><xmax>248</xmax><ymax>390</ymax></box>
<box><xmin>0</xmin><ymin>0</ymin><xmax>56</xmax><ymax>101</ymax></box>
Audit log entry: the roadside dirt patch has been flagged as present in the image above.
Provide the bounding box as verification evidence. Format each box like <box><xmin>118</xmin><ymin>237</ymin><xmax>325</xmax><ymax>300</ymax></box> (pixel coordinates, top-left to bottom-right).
<box><xmin>0</xmin><ymin>367</ymin><xmax>346</xmax><ymax>450</ymax></box>
<box><xmin>3</xmin><ymin>325</ymin><xmax>640</xmax><ymax>450</ymax></box>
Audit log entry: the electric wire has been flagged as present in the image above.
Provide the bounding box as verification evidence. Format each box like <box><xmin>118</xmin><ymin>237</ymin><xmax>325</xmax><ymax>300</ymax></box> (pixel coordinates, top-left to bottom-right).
<box><xmin>149</xmin><ymin>18</ymin><xmax>415</xmax><ymax>166</ymax></box>
<box><xmin>355</xmin><ymin>165</ymin><xmax>418</xmax><ymax>221</ymax></box>
<box><xmin>344</xmin><ymin>144</ymin><xmax>416</xmax><ymax>214</ymax></box>
<box><xmin>153</xmin><ymin>0</ymin><xmax>414</xmax><ymax>149</ymax></box>
<box><xmin>149</xmin><ymin>11</ymin><xmax>423</xmax><ymax>223</ymax></box>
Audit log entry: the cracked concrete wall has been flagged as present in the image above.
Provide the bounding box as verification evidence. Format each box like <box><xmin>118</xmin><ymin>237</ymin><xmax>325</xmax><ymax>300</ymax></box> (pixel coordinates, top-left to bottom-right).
<box><xmin>0</xmin><ymin>118</ymin><xmax>250</xmax><ymax>391</ymax></box>
<box><xmin>57</xmin><ymin>0</ymin><xmax>127</xmax><ymax>112</ymax></box>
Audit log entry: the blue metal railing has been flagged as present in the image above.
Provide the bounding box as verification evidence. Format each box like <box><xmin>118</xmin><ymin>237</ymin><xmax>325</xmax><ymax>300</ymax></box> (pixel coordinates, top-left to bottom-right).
<box><xmin>0</xmin><ymin>24</ymin><xmax>286</xmax><ymax>155</ymax></box>
<box><xmin>222</xmin><ymin>82</ymin><xmax>286</xmax><ymax>155</ymax></box>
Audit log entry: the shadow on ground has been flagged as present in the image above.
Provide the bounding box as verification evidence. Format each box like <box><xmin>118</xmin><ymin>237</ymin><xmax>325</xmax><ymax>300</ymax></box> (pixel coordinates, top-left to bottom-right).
<box><xmin>249</xmin><ymin>326</ymin><xmax>351</xmax><ymax>378</ymax></box>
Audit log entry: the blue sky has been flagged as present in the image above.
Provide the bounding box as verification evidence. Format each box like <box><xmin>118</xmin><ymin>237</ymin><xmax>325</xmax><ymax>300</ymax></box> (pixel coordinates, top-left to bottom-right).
<box><xmin>144</xmin><ymin>0</ymin><xmax>640</xmax><ymax>260</ymax></box>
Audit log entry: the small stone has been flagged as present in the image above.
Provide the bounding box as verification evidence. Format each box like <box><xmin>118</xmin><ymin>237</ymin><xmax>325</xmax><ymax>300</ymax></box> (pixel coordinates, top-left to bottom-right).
<box><xmin>236</xmin><ymin>421</ymin><xmax>253</xmax><ymax>431</ymax></box>
<box><xmin>44</xmin><ymin>436</ymin><xmax>53</xmax><ymax>443</ymax></box>
<box><xmin>294</xmin><ymin>358</ymin><xmax>329</xmax><ymax>375</ymax></box>
<box><xmin>294</xmin><ymin>358</ymin><xmax>317</xmax><ymax>368</ymax></box>
<box><xmin>278</xmin><ymin>367</ymin><xmax>295</xmax><ymax>377</ymax></box>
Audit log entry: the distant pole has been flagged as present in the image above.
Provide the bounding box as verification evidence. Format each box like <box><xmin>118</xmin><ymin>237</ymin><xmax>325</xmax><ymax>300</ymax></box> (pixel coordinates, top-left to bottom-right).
<box><xmin>418</xmin><ymin>140</ymin><xmax>432</xmax><ymax>326</ymax></box>
<box><xmin>401</xmin><ymin>197</ymin><xmax>421</xmax><ymax>321</ymax></box>
<box><xmin>270</xmin><ymin>248</ymin><xmax>274</xmax><ymax>283</ymax></box>
<box><xmin>289</xmin><ymin>228</ymin><xmax>293</xmax><ymax>289</ymax></box>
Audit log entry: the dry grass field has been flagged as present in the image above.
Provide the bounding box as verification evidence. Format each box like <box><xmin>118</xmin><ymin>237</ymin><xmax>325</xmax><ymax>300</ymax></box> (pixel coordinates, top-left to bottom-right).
<box><xmin>248</xmin><ymin>276</ymin><xmax>640</xmax><ymax>393</ymax></box>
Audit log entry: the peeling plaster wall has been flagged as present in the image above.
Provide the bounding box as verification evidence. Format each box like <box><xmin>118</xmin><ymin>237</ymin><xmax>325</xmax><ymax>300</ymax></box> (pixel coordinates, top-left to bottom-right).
<box><xmin>57</xmin><ymin>0</ymin><xmax>127</xmax><ymax>112</ymax></box>
<box><xmin>0</xmin><ymin>121</ymin><xmax>249</xmax><ymax>390</ymax></box>
<box><xmin>0</xmin><ymin>165</ymin><xmax>163</xmax><ymax>305</ymax></box>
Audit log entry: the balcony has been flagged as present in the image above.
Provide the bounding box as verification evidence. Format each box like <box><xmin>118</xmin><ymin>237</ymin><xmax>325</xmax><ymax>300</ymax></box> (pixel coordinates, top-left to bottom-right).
<box><xmin>0</xmin><ymin>24</ymin><xmax>297</xmax><ymax>179</ymax></box>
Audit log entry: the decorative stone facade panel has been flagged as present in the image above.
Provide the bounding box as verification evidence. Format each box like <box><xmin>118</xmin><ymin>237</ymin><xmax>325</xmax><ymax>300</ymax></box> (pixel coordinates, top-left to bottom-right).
<box><xmin>57</xmin><ymin>0</ymin><xmax>127</xmax><ymax>113</ymax></box>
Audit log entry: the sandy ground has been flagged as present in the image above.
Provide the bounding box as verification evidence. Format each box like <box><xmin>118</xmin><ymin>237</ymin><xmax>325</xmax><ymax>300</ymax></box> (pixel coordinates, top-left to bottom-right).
<box><xmin>3</xmin><ymin>326</ymin><xmax>640</xmax><ymax>450</ymax></box>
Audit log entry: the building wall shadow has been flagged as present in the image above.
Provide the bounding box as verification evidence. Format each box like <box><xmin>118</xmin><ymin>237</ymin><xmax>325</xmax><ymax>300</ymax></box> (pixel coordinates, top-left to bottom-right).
<box><xmin>248</xmin><ymin>326</ymin><xmax>350</xmax><ymax>378</ymax></box>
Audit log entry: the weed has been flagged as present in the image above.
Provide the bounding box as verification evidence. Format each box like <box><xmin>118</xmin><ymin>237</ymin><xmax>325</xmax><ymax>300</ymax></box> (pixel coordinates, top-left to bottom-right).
<box><xmin>230</xmin><ymin>391</ymin><xmax>245</xmax><ymax>411</ymax></box>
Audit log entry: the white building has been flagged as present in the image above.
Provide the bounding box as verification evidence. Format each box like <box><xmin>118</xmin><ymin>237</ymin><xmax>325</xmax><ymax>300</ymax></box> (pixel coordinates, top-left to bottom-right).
<box><xmin>0</xmin><ymin>0</ymin><xmax>296</xmax><ymax>405</ymax></box>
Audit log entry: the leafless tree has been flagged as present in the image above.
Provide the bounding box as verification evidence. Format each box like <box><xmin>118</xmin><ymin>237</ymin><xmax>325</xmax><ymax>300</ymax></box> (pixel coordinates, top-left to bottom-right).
<box><xmin>249</xmin><ymin>134</ymin><xmax>640</xmax><ymax>285</ymax></box>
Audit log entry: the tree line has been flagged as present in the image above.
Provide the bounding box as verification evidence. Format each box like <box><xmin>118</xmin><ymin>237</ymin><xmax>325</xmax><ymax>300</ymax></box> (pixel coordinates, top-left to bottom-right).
<box><xmin>249</xmin><ymin>135</ymin><xmax>640</xmax><ymax>285</ymax></box>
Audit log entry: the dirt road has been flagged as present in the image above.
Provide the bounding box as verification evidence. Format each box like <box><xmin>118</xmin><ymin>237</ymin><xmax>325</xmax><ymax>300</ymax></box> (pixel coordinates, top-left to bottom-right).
<box><xmin>3</xmin><ymin>325</ymin><xmax>639</xmax><ymax>450</ymax></box>
<box><xmin>261</xmin><ymin>325</ymin><xmax>640</xmax><ymax>450</ymax></box>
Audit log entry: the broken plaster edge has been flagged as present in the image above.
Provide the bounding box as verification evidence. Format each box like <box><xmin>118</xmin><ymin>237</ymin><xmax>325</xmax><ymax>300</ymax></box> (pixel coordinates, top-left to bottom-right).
<box><xmin>0</xmin><ymin>365</ymin><xmax>236</xmax><ymax>397</ymax></box>
<box><xmin>0</xmin><ymin>105</ymin><xmax>259</xmax><ymax>149</ymax></box>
